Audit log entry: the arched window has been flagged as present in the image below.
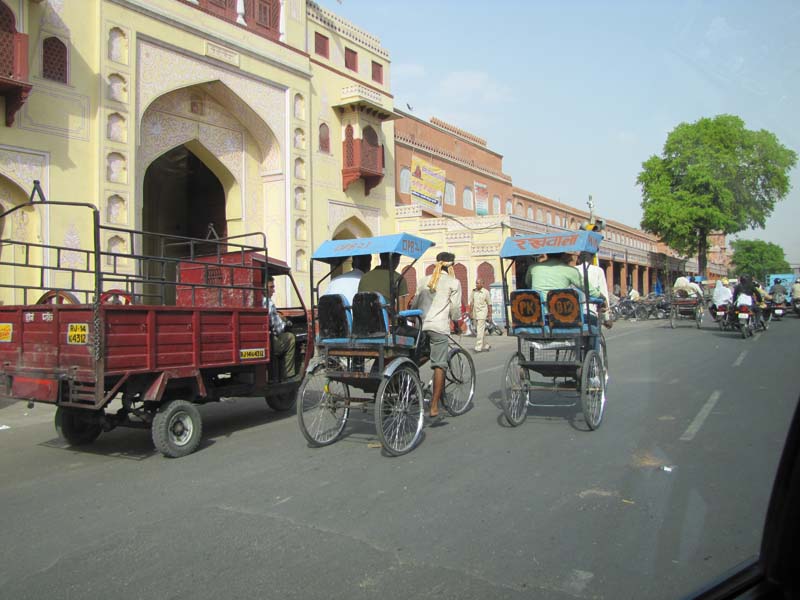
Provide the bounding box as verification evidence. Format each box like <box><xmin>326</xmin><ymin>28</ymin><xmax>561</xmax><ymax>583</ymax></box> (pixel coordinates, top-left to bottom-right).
<box><xmin>403</xmin><ymin>267</ymin><xmax>417</xmax><ymax>297</ymax></box>
<box><xmin>546</xmin><ymin>213</ymin><xmax>552</xmax><ymax>225</ymax></box>
<box><xmin>295</xmin><ymin>219</ymin><xmax>306</xmax><ymax>241</ymax></box>
<box><xmin>515</xmin><ymin>202</ymin><xmax>524</xmax><ymax>216</ymax></box>
<box><xmin>462</xmin><ymin>187</ymin><xmax>473</xmax><ymax>210</ymax></box>
<box><xmin>399</xmin><ymin>167</ymin><xmax>411</xmax><ymax>194</ymax></box>
<box><xmin>445</xmin><ymin>181</ymin><xmax>456</xmax><ymax>205</ymax></box>
<box><xmin>536</xmin><ymin>208</ymin><xmax>543</xmax><ymax>222</ymax></box>
<box><xmin>318</xmin><ymin>123</ymin><xmax>330</xmax><ymax>153</ymax></box>
<box><xmin>477</xmin><ymin>261</ymin><xmax>495</xmax><ymax>286</ymax></box>
<box><xmin>43</xmin><ymin>37</ymin><xmax>68</xmax><ymax>83</ymax></box>
<box><xmin>527</xmin><ymin>207</ymin><xmax>533</xmax><ymax>220</ymax></box>
<box><xmin>361</xmin><ymin>126</ymin><xmax>379</xmax><ymax>171</ymax></box>
<box><xmin>295</xmin><ymin>249</ymin><xmax>307</xmax><ymax>272</ymax></box>
<box><xmin>492</xmin><ymin>195</ymin><xmax>500</xmax><ymax>214</ymax></box>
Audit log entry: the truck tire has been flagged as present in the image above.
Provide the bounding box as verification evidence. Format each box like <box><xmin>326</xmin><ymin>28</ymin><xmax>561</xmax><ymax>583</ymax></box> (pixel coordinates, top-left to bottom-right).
<box><xmin>152</xmin><ymin>400</ymin><xmax>202</xmax><ymax>458</ymax></box>
<box><xmin>266</xmin><ymin>393</ymin><xmax>296</xmax><ymax>412</ymax></box>
<box><xmin>55</xmin><ymin>407</ymin><xmax>102</xmax><ymax>446</ymax></box>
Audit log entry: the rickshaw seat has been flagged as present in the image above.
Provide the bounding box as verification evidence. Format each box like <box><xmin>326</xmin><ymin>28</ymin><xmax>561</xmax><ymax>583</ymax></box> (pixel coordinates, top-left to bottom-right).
<box><xmin>509</xmin><ymin>289</ymin><xmax>549</xmax><ymax>336</ymax></box>
<box><xmin>351</xmin><ymin>291</ymin><xmax>415</xmax><ymax>347</ymax></box>
<box><xmin>317</xmin><ymin>294</ymin><xmax>352</xmax><ymax>344</ymax></box>
<box><xmin>546</xmin><ymin>288</ymin><xmax>600</xmax><ymax>336</ymax></box>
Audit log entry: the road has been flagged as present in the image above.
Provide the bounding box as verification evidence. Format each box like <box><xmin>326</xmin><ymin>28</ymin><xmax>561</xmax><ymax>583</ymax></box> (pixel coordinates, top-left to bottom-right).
<box><xmin>0</xmin><ymin>316</ymin><xmax>797</xmax><ymax>600</ymax></box>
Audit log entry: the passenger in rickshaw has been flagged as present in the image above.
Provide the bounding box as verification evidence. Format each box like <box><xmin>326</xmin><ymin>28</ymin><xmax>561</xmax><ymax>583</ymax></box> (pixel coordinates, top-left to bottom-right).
<box><xmin>411</xmin><ymin>251</ymin><xmax>462</xmax><ymax>424</ymax></box>
<box><xmin>576</xmin><ymin>250</ymin><xmax>612</xmax><ymax>329</ymax></box>
<box><xmin>265</xmin><ymin>276</ymin><xmax>296</xmax><ymax>379</ymax></box>
<box><xmin>673</xmin><ymin>275</ymin><xmax>702</xmax><ymax>298</ymax></box>
<box><xmin>358</xmin><ymin>252</ymin><xmax>409</xmax><ymax>309</ymax></box>
<box><xmin>323</xmin><ymin>254</ymin><xmax>371</xmax><ymax>304</ymax></box>
<box><xmin>524</xmin><ymin>251</ymin><xmax>582</xmax><ymax>291</ymax></box>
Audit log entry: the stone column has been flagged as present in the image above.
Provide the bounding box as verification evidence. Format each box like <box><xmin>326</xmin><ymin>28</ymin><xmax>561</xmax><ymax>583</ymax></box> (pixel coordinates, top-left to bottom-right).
<box><xmin>643</xmin><ymin>266</ymin><xmax>650</xmax><ymax>295</ymax></box>
<box><xmin>620</xmin><ymin>263</ymin><xmax>628</xmax><ymax>296</ymax></box>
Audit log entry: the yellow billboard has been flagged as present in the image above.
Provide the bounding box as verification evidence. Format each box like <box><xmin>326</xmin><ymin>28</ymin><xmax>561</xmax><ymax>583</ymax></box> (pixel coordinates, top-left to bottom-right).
<box><xmin>410</xmin><ymin>155</ymin><xmax>445</xmax><ymax>216</ymax></box>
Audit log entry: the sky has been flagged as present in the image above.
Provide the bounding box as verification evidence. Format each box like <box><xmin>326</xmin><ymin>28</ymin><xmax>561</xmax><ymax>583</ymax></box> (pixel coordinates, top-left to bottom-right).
<box><xmin>325</xmin><ymin>0</ymin><xmax>800</xmax><ymax>264</ymax></box>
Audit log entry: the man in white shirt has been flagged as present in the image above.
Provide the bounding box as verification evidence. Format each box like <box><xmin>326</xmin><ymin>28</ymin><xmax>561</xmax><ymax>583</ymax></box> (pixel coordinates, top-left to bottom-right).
<box><xmin>576</xmin><ymin>251</ymin><xmax>611</xmax><ymax>328</ymax></box>
<box><xmin>324</xmin><ymin>254</ymin><xmax>371</xmax><ymax>304</ymax></box>
<box><xmin>411</xmin><ymin>251</ymin><xmax>461</xmax><ymax>423</ymax></box>
<box><xmin>469</xmin><ymin>279</ymin><xmax>492</xmax><ymax>352</ymax></box>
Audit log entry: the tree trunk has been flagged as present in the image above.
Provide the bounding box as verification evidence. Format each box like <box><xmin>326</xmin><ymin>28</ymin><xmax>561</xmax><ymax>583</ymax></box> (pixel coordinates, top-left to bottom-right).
<box><xmin>697</xmin><ymin>230</ymin><xmax>708</xmax><ymax>277</ymax></box>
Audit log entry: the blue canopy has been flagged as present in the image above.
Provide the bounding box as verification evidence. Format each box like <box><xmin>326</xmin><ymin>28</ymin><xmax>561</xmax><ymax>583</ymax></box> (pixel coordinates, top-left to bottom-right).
<box><xmin>500</xmin><ymin>230</ymin><xmax>604</xmax><ymax>258</ymax></box>
<box><xmin>312</xmin><ymin>233</ymin><xmax>435</xmax><ymax>264</ymax></box>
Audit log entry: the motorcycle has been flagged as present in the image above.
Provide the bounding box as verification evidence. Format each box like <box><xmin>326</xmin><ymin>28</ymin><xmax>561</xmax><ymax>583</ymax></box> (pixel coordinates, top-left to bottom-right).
<box><xmin>766</xmin><ymin>299</ymin><xmax>787</xmax><ymax>322</ymax></box>
<box><xmin>709</xmin><ymin>302</ymin><xmax>730</xmax><ymax>327</ymax></box>
<box><xmin>485</xmin><ymin>317</ymin><xmax>503</xmax><ymax>336</ymax></box>
<box><xmin>793</xmin><ymin>297</ymin><xmax>800</xmax><ymax>317</ymax></box>
<box><xmin>733</xmin><ymin>296</ymin><xmax>755</xmax><ymax>338</ymax></box>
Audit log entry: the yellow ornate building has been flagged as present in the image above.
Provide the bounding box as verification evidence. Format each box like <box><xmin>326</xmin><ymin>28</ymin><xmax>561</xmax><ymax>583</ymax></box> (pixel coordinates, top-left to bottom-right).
<box><xmin>1</xmin><ymin>0</ymin><xmax>395</xmax><ymax>304</ymax></box>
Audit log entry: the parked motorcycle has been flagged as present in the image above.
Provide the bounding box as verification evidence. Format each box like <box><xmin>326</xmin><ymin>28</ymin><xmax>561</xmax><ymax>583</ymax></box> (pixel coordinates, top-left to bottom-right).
<box><xmin>485</xmin><ymin>317</ymin><xmax>503</xmax><ymax>336</ymax></box>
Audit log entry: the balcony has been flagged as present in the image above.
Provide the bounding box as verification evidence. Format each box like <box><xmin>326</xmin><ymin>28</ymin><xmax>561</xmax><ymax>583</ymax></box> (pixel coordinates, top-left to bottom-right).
<box><xmin>342</xmin><ymin>125</ymin><xmax>384</xmax><ymax>195</ymax></box>
<box><xmin>0</xmin><ymin>29</ymin><xmax>31</xmax><ymax>126</ymax></box>
<box><xmin>178</xmin><ymin>0</ymin><xmax>281</xmax><ymax>42</ymax></box>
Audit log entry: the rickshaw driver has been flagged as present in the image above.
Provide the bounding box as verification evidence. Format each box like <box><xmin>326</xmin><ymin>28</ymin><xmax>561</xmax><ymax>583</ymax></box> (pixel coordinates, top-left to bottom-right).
<box><xmin>358</xmin><ymin>252</ymin><xmax>410</xmax><ymax>309</ymax></box>
<box><xmin>265</xmin><ymin>276</ymin><xmax>297</xmax><ymax>380</ymax></box>
<box><xmin>411</xmin><ymin>251</ymin><xmax>461</xmax><ymax>424</ymax></box>
<box><xmin>576</xmin><ymin>250</ymin><xmax>612</xmax><ymax>329</ymax></box>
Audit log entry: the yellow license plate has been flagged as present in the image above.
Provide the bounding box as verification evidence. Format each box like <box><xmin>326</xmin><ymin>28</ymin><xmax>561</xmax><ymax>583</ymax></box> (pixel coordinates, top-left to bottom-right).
<box><xmin>240</xmin><ymin>348</ymin><xmax>266</xmax><ymax>360</ymax></box>
<box><xmin>67</xmin><ymin>323</ymin><xmax>89</xmax><ymax>345</ymax></box>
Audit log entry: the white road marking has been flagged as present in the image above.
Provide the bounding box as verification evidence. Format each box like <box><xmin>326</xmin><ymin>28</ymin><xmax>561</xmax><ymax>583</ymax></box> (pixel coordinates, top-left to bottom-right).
<box><xmin>732</xmin><ymin>350</ymin><xmax>747</xmax><ymax>367</ymax></box>
<box><xmin>680</xmin><ymin>390</ymin><xmax>722</xmax><ymax>441</ymax></box>
<box><xmin>0</xmin><ymin>424</ymin><xmax>10</xmax><ymax>431</ymax></box>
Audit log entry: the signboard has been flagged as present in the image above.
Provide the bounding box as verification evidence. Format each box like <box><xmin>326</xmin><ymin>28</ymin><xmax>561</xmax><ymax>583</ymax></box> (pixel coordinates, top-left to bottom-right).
<box><xmin>410</xmin><ymin>155</ymin><xmax>445</xmax><ymax>216</ymax></box>
<box><xmin>0</xmin><ymin>323</ymin><xmax>12</xmax><ymax>343</ymax></box>
<box><xmin>474</xmin><ymin>181</ymin><xmax>489</xmax><ymax>216</ymax></box>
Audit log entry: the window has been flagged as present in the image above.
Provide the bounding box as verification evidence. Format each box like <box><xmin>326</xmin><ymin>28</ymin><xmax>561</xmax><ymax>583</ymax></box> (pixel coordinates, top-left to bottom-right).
<box><xmin>372</xmin><ymin>61</ymin><xmax>383</xmax><ymax>84</ymax></box>
<box><xmin>537</xmin><ymin>208</ymin><xmax>543</xmax><ymax>222</ymax></box>
<box><xmin>399</xmin><ymin>167</ymin><xmax>411</xmax><ymax>194</ymax></box>
<box><xmin>255</xmin><ymin>0</ymin><xmax>270</xmax><ymax>26</ymax></box>
<box><xmin>462</xmin><ymin>187</ymin><xmax>473</xmax><ymax>210</ymax></box>
<box><xmin>314</xmin><ymin>32</ymin><xmax>329</xmax><ymax>58</ymax></box>
<box><xmin>516</xmin><ymin>202</ymin><xmax>524</xmax><ymax>216</ymax></box>
<box><xmin>318</xmin><ymin>123</ymin><xmax>330</xmax><ymax>153</ymax></box>
<box><xmin>492</xmin><ymin>195</ymin><xmax>500</xmax><ymax>214</ymax></box>
<box><xmin>345</xmin><ymin>47</ymin><xmax>358</xmax><ymax>72</ymax></box>
<box><xmin>527</xmin><ymin>207</ymin><xmax>534</xmax><ymax>220</ymax></box>
<box><xmin>445</xmin><ymin>181</ymin><xmax>456</xmax><ymax>205</ymax></box>
<box><xmin>505</xmin><ymin>200</ymin><xmax>512</xmax><ymax>214</ymax></box>
<box><xmin>42</xmin><ymin>37</ymin><xmax>67</xmax><ymax>83</ymax></box>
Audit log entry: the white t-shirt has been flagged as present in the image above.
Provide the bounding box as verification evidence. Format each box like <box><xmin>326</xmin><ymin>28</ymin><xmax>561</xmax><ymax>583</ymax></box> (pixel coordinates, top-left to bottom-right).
<box><xmin>323</xmin><ymin>269</ymin><xmax>364</xmax><ymax>305</ymax></box>
<box><xmin>412</xmin><ymin>273</ymin><xmax>462</xmax><ymax>335</ymax></box>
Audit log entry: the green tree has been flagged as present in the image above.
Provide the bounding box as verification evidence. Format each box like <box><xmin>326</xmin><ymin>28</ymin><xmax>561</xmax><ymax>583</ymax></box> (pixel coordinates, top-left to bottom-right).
<box><xmin>637</xmin><ymin>115</ymin><xmax>797</xmax><ymax>274</ymax></box>
<box><xmin>730</xmin><ymin>239</ymin><xmax>791</xmax><ymax>281</ymax></box>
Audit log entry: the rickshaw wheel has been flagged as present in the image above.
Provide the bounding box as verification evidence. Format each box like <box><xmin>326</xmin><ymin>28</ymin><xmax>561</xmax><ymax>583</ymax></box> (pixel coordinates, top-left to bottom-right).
<box><xmin>297</xmin><ymin>364</ymin><xmax>349</xmax><ymax>447</ymax></box>
<box><xmin>501</xmin><ymin>353</ymin><xmax>529</xmax><ymax>427</ymax></box>
<box><xmin>695</xmin><ymin>307</ymin><xmax>702</xmax><ymax>329</ymax></box>
<box><xmin>442</xmin><ymin>346</ymin><xmax>475</xmax><ymax>416</ymax></box>
<box><xmin>669</xmin><ymin>307</ymin><xmax>676</xmax><ymax>329</ymax></box>
<box><xmin>581</xmin><ymin>349</ymin><xmax>605</xmax><ymax>430</ymax></box>
<box><xmin>375</xmin><ymin>365</ymin><xmax>424</xmax><ymax>456</ymax></box>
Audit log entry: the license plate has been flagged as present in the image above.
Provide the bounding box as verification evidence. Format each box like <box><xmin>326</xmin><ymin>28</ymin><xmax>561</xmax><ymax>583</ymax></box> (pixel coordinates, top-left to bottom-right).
<box><xmin>738</xmin><ymin>314</ymin><xmax>749</xmax><ymax>320</ymax></box>
<box><xmin>775</xmin><ymin>310</ymin><xmax>783</xmax><ymax>315</ymax></box>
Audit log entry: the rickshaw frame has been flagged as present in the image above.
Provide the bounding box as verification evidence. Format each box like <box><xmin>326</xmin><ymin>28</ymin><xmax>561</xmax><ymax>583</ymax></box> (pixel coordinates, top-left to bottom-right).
<box><xmin>498</xmin><ymin>230</ymin><xmax>608</xmax><ymax>430</ymax></box>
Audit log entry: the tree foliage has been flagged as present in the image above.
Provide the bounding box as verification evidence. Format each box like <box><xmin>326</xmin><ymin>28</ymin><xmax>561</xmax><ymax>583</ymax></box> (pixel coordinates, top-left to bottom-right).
<box><xmin>730</xmin><ymin>239</ymin><xmax>790</xmax><ymax>281</ymax></box>
<box><xmin>637</xmin><ymin>115</ymin><xmax>797</xmax><ymax>274</ymax></box>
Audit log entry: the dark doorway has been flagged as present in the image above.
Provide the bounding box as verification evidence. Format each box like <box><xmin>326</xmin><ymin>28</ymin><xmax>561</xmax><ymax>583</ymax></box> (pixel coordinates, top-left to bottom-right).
<box><xmin>142</xmin><ymin>145</ymin><xmax>226</xmax><ymax>303</ymax></box>
<box><xmin>143</xmin><ymin>145</ymin><xmax>226</xmax><ymax>244</ymax></box>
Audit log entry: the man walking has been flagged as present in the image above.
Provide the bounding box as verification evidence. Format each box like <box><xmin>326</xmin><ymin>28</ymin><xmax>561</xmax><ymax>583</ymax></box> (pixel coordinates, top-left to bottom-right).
<box><xmin>469</xmin><ymin>278</ymin><xmax>492</xmax><ymax>352</ymax></box>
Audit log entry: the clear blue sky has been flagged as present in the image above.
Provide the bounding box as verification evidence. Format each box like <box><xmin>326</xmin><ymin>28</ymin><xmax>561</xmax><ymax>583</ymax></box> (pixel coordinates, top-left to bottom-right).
<box><xmin>326</xmin><ymin>0</ymin><xmax>800</xmax><ymax>264</ymax></box>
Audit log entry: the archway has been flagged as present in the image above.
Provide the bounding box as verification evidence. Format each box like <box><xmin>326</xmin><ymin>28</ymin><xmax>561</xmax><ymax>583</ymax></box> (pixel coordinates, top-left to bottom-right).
<box><xmin>330</xmin><ymin>216</ymin><xmax>373</xmax><ymax>276</ymax></box>
<box><xmin>143</xmin><ymin>143</ymin><xmax>227</xmax><ymax>247</ymax></box>
<box><xmin>0</xmin><ymin>175</ymin><xmax>42</xmax><ymax>305</ymax></box>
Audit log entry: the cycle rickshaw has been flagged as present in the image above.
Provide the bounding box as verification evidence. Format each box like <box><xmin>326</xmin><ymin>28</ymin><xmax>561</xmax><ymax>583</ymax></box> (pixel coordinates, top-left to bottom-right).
<box><xmin>296</xmin><ymin>234</ymin><xmax>475</xmax><ymax>456</ymax></box>
<box><xmin>499</xmin><ymin>230</ymin><xmax>608</xmax><ymax>430</ymax></box>
<box><xmin>669</xmin><ymin>292</ymin><xmax>703</xmax><ymax>329</ymax></box>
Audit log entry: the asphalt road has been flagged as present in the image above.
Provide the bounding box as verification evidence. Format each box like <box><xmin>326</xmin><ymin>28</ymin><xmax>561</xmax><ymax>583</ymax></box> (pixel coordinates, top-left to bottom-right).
<box><xmin>1</xmin><ymin>315</ymin><xmax>798</xmax><ymax>600</ymax></box>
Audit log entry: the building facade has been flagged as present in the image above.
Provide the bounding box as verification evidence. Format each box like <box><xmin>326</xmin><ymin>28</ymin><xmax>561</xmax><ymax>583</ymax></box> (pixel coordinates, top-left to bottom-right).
<box><xmin>0</xmin><ymin>0</ymin><xmax>394</xmax><ymax>304</ymax></box>
<box><xmin>394</xmin><ymin>112</ymin><xmax>727</xmax><ymax>309</ymax></box>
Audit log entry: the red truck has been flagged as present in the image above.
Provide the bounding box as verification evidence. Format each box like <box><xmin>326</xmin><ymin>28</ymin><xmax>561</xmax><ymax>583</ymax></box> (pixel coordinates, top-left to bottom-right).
<box><xmin>0</xmin><ymin>184</ymin><xmax>311</xmax><ymax>457</ymax></box>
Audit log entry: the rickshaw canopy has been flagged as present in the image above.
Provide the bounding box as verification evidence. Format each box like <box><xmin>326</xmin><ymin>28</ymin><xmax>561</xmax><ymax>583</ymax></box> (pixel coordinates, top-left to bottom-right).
<box><xmin>312</xmin><ymin>233</ymin><xmax>435</xmax><ymax>264</ymax></box>
<box><xmin>500</xmin><ymin>230</ymin><xmax>604</xmax><ymax>259</ymax></box>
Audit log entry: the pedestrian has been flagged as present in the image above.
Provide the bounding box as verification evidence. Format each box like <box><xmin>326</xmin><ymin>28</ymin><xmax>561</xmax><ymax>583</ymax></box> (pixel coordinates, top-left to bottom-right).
<box><xmin>324</xmin><ymin>254</ymin><xmax>371</xmax><ymax>304</ymax></box>
<box><xmin>411</xmin><ymin>251</ymin><xmax>461</xmax><ymax>424</ymax></box>
<box><xmin>469</xmin><ymin>278</ymin><xmax>492</xmax><ymax>352</ymax></box>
